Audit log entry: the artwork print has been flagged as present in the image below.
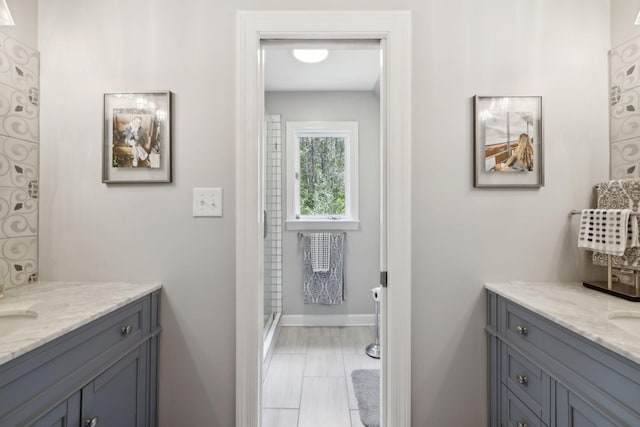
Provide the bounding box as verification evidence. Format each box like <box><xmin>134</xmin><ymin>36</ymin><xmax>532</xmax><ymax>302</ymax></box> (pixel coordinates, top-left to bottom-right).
<box><xmin>103</xmin><ymin>91</ymin><xmax>171</xmax><ymax>184</ymax></box>
<box><xmin>473</xmin><ymin>96</ymin><xmax>543</xmax><ymax>188</ymax></box>
<box><xmin>112</xmin><ymin>109</ymin><xmax>160</xmax><ymax>168</ymax></box>
<box><xmin>483</xmin><ymin>112</ymin><xmax>535</xmax><ymax>173</ymax></box>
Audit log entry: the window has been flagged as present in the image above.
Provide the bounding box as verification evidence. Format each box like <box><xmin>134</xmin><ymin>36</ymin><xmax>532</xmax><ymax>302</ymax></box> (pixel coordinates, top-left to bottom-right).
<box><xmin>286</xmin><ymin>121</ymin><xmax>359</xmax><ymax>230</ymax></box>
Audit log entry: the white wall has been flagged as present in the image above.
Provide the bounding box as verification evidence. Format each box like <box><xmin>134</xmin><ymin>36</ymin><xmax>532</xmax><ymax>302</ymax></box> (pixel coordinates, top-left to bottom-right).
<box><xmin>3</xmin><ymin>0</ymin><xmax>37</xmax><ymax>49</ymax></box>
<box><xmin>612</xmin><ymin>0</ymin><xmax>640</xmax><ymax>47</ymax></box>
<box><xmin>266</xmin><ymin>91</ymin><xmax>380</xmax><ymax>316</ymax></box>
<box><xmin>37</xmin><ymin>1</ymin><xmax>610</xmax><ymax>426</ymax></box>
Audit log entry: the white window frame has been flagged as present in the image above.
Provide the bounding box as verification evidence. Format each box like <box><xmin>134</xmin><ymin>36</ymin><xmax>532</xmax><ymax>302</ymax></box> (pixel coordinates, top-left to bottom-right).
<box><xmin>286</xmin><ymin>121</ymin><xmax>359</xmax><ymax>230</ymax></box>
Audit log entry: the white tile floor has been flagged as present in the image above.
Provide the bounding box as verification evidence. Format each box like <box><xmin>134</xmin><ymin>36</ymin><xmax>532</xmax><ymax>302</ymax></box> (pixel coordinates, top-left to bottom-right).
<box><xmin>262</xmin><ymin>326</ymin><xmax>380</xmax><ymax>427</ymax></box>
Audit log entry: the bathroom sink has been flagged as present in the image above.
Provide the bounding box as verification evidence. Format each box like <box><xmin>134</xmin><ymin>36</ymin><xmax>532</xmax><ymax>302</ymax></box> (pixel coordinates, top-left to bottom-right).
<box><xmin>608</xmin><ymin>311</ymin><xmax>640</xmax><ymax>336</ymax></box>
<box><xmin>0</xmin><ymin>312</ymin><xmax>38</xmax><ymax>338</ymax></box>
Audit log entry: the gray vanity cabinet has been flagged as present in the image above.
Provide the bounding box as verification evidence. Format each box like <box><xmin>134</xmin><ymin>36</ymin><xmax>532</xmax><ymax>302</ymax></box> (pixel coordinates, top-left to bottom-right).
<box><xmin>487</xmin><ymin>291</ymin><xmax>640</xmax><ymax>427</ymax></box>
<box><xmin>555</xmin><ymin>384</ymin><xmax>617</xmax><ymax>427</ymax></box>
<box><xmin>30</xmin><ymin>342</ymin><xmax>148</xmax><ymax>427</ymax></box>
<box><xmin>80</xmin><ymin>344</ymin><xmax>148</xmax><ymax>427</ymax></box>
<box><xmin>0</xmin><ymin>291</ymin><xmax>160</xmax><ymax>427</ymax></box>
<box><xmin>31</xmin><ymin>394</ymin><xmax>80</xmax><ymax>427</ymax></box>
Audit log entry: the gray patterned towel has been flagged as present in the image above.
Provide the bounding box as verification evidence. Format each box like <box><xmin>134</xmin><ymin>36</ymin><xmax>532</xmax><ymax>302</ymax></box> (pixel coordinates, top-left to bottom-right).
<box><xmin>593</xmin><ymin>179</ymin><xmax>640</xmax><ymax>267</ymax></box>
<box><xmin>303</xmin><ymin>233</ymin><xmax>344</xmax><ymax>305</ymax></box>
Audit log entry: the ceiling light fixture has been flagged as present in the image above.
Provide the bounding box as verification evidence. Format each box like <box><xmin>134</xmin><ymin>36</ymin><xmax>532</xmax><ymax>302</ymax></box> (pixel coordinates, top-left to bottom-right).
<box><xmin>293</xmin><ymin>49</ymin><xmax>329</xmax><ymax>64</ymax></box>
<box><xmin>0</xmin><ymin>0</ymin><xmax>14</xmax><ymax>26</ymax></box>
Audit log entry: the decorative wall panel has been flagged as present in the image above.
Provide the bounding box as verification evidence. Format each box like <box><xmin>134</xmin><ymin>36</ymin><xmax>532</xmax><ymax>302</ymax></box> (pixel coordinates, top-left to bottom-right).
<box><xmin>610</xmin><ymin>85</ymin><xmax>640</xmax><ymax>144</ymax></box>
<box><xmin>611</xmin><ymin>138</ymin><xmax>640</xmax><ymax>178</ymax></box>
<box><xmin>0</xmin><ymin>83</ymin><xmax>38</xmax><ymax>143</ymax></box>
<box><xmin>0</xmin><ymin>33</ymin><xmax>38</xmax><ymax>287</ymax></box>
<box><xmin>0</xmin><ymin>33</ymin><xmax>39</xmax><ymax>92</ymax></box>
<box><xmin>0</xmin><ymin>187</ymin><xmax>37</xmax><ymax>238</ymax></box>
<box><xmin>0</xmin><ymin>136</ymin><xmax>37</xmax><ymax>186</ymax></box>
<box><xmin>0</xmin><ymin>236</ymin><xmax>37</xmax><ymax>285</ymax></box>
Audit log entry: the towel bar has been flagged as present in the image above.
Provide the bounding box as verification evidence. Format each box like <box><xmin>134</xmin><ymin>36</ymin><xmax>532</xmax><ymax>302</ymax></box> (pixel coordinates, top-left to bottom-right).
<box><xmin>297</xmin><ymin>231</ymin><xmax>347</xmax><ymax>239</ymax></box>
<box><xmin>569</xmin><ymin>209</ymin><xmax>640</xmax><ymax>216</ymax></box>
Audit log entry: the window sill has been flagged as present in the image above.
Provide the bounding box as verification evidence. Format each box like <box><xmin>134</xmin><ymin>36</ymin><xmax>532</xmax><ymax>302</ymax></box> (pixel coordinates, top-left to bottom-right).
<box><xmin>285</xmin><ymin>219</ymin><xmax>360</xmax><ymax>231</ymax></box>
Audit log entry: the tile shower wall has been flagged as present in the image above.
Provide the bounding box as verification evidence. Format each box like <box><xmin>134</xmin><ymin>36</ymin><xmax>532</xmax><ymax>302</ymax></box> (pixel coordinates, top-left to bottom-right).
<box><xmin>264</xmin><ymin>114</ymin><xmax>282</xmax><ymax>317</ymax></box>
<box><xmin>610</xmin><ymin>36</ymin><xmax>640</xmax><ymax>178</ymax></box>
<box><xmin>0</xmin><ymin>32</ymin><xmax>39</xmax><ymax>287</ymax></box>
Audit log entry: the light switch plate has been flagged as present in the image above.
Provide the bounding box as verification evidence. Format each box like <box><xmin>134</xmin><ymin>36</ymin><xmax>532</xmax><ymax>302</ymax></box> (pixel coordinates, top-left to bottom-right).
<box><xmin>193</xmin><ymin>188</ymin><xmax>222</xmax><ymax>217</ymax></box>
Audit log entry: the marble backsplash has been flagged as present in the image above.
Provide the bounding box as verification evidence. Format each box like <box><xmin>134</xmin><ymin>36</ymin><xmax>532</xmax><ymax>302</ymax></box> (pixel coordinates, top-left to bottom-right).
<box><xmin>0</xmin><ymin>32</ymin><xmax>39</xmax><ymax>288</ymax></box>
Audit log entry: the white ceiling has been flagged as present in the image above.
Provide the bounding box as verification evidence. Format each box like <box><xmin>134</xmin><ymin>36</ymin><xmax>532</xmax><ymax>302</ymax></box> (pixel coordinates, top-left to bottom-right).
<box><xmin>264</xmin><ymin>48</ymin><xmax>381</xmax><ymax>92</ymax></box>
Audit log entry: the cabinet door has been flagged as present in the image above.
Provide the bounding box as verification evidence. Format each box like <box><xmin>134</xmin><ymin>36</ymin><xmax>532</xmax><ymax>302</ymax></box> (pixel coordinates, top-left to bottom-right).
<box><xmin>30</xmin><ymin>393</ymin><xmax>80</xmax><ymax>427</ymax></box>
<box><xmin>81</xmin><ymin>344</ymin><xmax>148</xmax><ymax>427</ymax></box>
<box><xmin>556</xmin><ymin>384</ymin><xmax>618</xmax><ymax>427</ymax></box>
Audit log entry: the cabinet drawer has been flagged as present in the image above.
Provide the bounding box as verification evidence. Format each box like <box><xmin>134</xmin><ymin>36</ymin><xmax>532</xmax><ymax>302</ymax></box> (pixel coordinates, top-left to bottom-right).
<box><xmin>503</xmin><ymin>302</ymin><xmax>546</xmax><ymax>351</ymax></box>
<box><xmin>0</xmin><ymin>297</ymin><xmax>150</xmax><ymax>425</ymax></box>
<box><xmin>500</xmin><ymin>299</ymin><xmax>640</xmax><ymax>424</ymax></box>
<box><xmin>81</xmin><ymin>301</ymin><xmax>145</xmax><ymax>356</ymax></box>
<box><xmin>501</xmin><ymin>384</ymin><xmax>547</xmax><ymax>427</ymax></box>
<box><xmin>501</xmin><ymin>343</ymin><xmax>551</xmax><ymax>424</ymax></box>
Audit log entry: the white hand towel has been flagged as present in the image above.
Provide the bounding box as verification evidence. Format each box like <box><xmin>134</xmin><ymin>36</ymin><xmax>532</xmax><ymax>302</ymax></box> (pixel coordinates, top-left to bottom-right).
<box><xmin>578</xmin><ymin>209</ymin><xmax>631</xmax><ymax>256</ymax></box>
<box><xmin>310</xmin><ymin>233</ymin><xmax>331</xmax><ymax>272</ymax></box>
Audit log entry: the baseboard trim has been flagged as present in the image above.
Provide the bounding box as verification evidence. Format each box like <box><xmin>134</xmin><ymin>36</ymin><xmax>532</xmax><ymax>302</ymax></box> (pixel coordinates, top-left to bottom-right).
<box><xmin>280</xmin><ymin>314</ymin><xmax>375</xmax><ymax>326</ymax></box>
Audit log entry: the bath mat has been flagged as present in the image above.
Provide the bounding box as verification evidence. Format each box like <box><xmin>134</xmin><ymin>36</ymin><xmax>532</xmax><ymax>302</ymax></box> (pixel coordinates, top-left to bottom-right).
<box><xmin>351</xmin><ymin>369</ymin><xmax>380</xmax><ymax>427</ymax></box>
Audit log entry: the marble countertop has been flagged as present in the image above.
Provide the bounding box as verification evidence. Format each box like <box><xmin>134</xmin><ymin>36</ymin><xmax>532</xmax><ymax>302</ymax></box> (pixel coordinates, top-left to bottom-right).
<box><xmin>0</xmin><ymin>281</ymin><xmax>161</xmax><ymax>366</ymax></box>
<box><xmin>486</xmin><ymin>281</ymin><xmax>640</xmax><ymax>365</ymax></box>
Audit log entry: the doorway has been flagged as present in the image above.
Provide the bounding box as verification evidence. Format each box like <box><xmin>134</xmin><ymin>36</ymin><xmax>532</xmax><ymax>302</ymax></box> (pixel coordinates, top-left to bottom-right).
<box><xmin>261</xmin><ymin>40</ymin><xmax>382</xmax><ymax>427</ymax></box>
<box><xmin>236</xmin><ymin>11</ymin><xmax>412</xmax><ymax>427</ymax></box>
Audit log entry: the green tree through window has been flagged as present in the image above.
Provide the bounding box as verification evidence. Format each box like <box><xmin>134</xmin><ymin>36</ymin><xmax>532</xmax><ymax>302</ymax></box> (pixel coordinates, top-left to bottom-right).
<box><xmin>286</xmin><ymin>121</ymin><xmax>358</xmax><ymax>227</ymax></box>
<box><xmin>299</xmin><ymin>136</ymin><xmax>345</xmax><ymax>216</ymax></box>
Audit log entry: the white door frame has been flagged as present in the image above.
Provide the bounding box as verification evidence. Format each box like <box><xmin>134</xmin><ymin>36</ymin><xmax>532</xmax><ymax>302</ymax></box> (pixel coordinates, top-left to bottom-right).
<box><xmin>235</xmin><ymin>11</ymin><xmax>412</xmax><ymax>427</ymax></box>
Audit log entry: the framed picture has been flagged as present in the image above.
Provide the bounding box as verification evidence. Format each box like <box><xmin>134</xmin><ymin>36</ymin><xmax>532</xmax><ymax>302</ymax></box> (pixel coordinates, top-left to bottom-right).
<box><xmin>103</xmin><ymin>91</ymin><xmax>172</xmax><ymax>183</ymax></box>
<box><xmin>474</xmin><ymin>95</ymin><xmax>543</xmax><ymax>188</ymax></box>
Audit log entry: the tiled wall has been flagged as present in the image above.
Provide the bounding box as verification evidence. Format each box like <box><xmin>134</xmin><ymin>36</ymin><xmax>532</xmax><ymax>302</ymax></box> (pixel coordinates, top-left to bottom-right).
<box><xmin>0</xmin><ymin>32</ymin><xmax>39</xmax><ymax>287</ymax></box>
<box><xmin>264</xmin><ymin>114</ymin><xmax>282</xmax><ymax>317</ymax></box>
<box><xmin>610</xmin><ymin>36</ymin><xmax>640</xmax><ymax>178</ymax></box>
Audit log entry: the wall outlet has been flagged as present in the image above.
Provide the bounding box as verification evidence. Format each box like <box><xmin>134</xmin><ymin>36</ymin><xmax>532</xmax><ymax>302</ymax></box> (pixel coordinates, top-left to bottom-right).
<box><xmin>193</xmin><ymin>188</ymin><xmax>222</xmax><ymax>217</ymax></box>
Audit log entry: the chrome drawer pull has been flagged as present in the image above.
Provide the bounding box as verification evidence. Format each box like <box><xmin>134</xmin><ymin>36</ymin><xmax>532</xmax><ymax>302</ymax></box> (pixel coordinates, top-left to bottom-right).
<box><xmin>516</xmin><ymin>325</ymin><xmax>528</xmax><ymax>336</ymax></box>
<box><xmin>85</xmin><ymin>416</ymin><xmax>99</xmax><ymax>427</ymax></box>
<box><xmin>517</xmin><ymin>422</ymin><xmax>528</xmax><ymax>427</ymax></box>
<box><xmin>517</xmin><ymin>374</ymin><xmax>529</xmax><ymax>385</ymax></box>
<box><xmin>120</xmin><ymin>324</ymin><xmax>133</xmax><ymax>335</ymax></box>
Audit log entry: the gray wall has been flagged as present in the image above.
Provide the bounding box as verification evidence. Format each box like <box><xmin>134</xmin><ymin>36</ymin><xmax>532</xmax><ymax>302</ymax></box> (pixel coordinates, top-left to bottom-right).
<box><xmin>266</xmin><ymin>91</ymin><xmax>380</xmax><ymax>316</ymax></box>
<box><xmin>36</xmin><ymin>1</ymin><xmax>610</xmax><ymax>426</ymax></box>
<box><xmin>611</xmin><ymin>0</ymin><xmax>640</xmax><ymax>47</ymax></box>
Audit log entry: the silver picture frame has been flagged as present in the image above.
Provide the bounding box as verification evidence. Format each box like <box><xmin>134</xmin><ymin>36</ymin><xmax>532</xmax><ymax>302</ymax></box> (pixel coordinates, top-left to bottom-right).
<box><xmin>473</xmin><ymin>95</ymin><xmax>544</xmax><ymax>188</ymax></box>
<box><xmin>102</xmin><ymin>91</ymin><xmax>172</xmax><ymax>184</ymax></box>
